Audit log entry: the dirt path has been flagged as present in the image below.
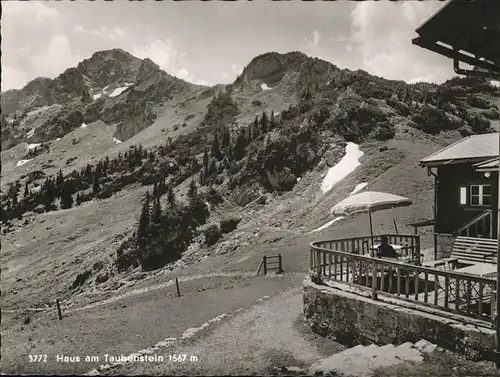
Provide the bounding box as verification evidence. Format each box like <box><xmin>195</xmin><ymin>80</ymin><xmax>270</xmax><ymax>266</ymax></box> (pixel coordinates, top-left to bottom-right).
<box><xmin>1</xmin><ymin>273</ymin><xmax>305</xmax><ymax>375</ymax></box>
<box><xmin>101</xmin><ymin>287</ymin><xmax>344</xmax><ymax>376</ymax></box>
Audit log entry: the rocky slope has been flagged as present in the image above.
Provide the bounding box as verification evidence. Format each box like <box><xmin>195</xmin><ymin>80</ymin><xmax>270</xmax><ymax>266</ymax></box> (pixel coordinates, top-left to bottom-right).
<box><xmin>1</xmin><ymin>48</ymin><xmax>205</xmax><ymax>150</ymax></box>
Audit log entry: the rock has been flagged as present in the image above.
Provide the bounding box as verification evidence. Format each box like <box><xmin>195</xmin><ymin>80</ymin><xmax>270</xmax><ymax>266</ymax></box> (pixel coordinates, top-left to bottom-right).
<box><xmin>72</xmin><ymin>137</ymin><xmax>81</xmax><ymax>145</ymax></box>
<box><xmin>323</xmin><ymin>151</ymin><xmax>335</xmax><ymax>167</ymax></box>
<box><xmin>317</xmin><ymin>158</ymin><xmax>326</xmax><ymax>169</ymax></box>
<box><xmin>256</xmin><ymin>195</ymin><xmax>267</xmax><ymax>205</ymax></box>
<box><xmin>379</xmin><ymin>146</ymin><xmax>389</xmax><ymax>152</ymax></box>
<box><xmin>96</xmin><ymin>273</ymin><xmax>109</xmax><ymax>284</ymax></box>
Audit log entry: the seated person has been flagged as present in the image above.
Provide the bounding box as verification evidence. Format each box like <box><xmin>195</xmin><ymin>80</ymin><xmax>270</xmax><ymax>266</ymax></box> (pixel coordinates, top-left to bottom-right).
<box><xmin>377</xmin><ymin>236</ymin><xmax>399</xmax><ymax>258</ymax></box>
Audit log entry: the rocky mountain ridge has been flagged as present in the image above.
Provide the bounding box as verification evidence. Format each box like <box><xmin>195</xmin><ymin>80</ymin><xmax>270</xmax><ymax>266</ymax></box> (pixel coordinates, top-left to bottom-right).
<box><xmin>1</xmin><ymin>48</ymin><xmax>204</xmax><ymax>150</ymax></box>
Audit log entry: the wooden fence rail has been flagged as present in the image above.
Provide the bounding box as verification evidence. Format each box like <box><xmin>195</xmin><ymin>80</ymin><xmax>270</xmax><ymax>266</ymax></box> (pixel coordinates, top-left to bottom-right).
<box><xmin>256</xmin><ymin>254</ymin><xmax>283</xmax><ymax>275</ymax></box>
<box><xmin>310</xmin><ymin>238</ymin><xmax>497</xmax><ymax>326</ymax></box>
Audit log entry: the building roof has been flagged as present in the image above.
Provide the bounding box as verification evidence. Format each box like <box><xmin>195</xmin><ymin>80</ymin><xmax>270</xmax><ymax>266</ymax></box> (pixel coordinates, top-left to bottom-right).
<box><xmin>475</xmin><ymin>157</ymin><xmax>499</xmax><ymax>172</ymax></box>
<box><xmin>412</xmin><ymin>0</ymin><xmax>500</xmax><ymax>77</ymax></box>
<box><xmin>420</xmin><ymin>133</ymin><xmax>499</xmax><ymax>167</ymax></box>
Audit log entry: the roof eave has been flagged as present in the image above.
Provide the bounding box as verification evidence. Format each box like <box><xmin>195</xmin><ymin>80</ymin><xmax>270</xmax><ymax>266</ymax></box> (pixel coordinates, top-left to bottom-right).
<box><xmin>420</xmin><ymin>156</ymin><xmax>498</xmax><ymax>168</ymax></box>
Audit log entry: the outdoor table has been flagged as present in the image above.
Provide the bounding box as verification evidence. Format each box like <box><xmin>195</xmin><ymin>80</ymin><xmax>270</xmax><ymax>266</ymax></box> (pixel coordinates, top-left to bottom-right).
<box><xmin>447</xmin><ymin>262</ymin><xmax>497</xmax><ymax>305</ymax></box>
<box><xmin>454</xmin><ymin>263</ymin><xmax>497</xmax><ymax>278</ymax></box>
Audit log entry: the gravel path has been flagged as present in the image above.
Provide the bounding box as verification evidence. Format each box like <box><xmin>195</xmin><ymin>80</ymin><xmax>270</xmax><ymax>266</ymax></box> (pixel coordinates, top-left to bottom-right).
<box><xmin>103</xmin><ymin>287</ymin><xmax>344</xmax><ymax>376</ymax></box>
<box><xmin>1</xmin><ymin>273</ymin><xmax>306</xmax><ymax>375</ymax></box>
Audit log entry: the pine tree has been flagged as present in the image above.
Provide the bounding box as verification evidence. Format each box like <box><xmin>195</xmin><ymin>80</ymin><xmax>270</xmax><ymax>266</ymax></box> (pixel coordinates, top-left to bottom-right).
<box><xmin>24</xmin><ymin>182</ymin><xmax>29</xmax><ymax>199</ymax></box>
<box><xmin>187</xmin><ymin>179</ymin><xmax>198</xmax><ymax>204</ymax></box>
<box><xmin>76</xmin><ymin>192</ymin><xmax>82</xmax><ymax>206</ymax></box>
<box><xmin>261</xmin><ymin>111</ymin><xmax>268</xmax><ymax>133</ymax></box>
<box><xmin>202</xmin><ymin>147</ymin><xmax>209</xmax><ymax>178</ymax></box>
<box><xmin>56</xmin><ymin>169</ymin><xmax>64</xmax><ymax>186</ymax></box>
<box><xmin>211</xmin><ymin>132</ymin><xmax>220</xmax><ymax>160</ymax></box>
<box><xmin>137</xmin><ymin>191</ymin><xmax>151</xmax><ymax>247</ymax></box>
<box><xmin>199</xmin><ymin>170</ymin><xmax>205</xmax><ymax>186</ymax></box>
<box><xmin>60</xmin><ymin>184</ymin><xmax>73</xmax><ymax>209</ymax></box>
<box><xmin>253</xmin><ymin>115</ymin><xmax>260</xmax><ymax>137</ymax></box>
<box><xmin>92</xmin><ymin>167</ymin><xmax>101</xmax><ymax>194</ymax></box>
<box><xmin>167</xmin><ymin>186</ymin><xmax>176</xmax><ymax>208</ymax></box>
<box><xmin>270</xmin><ymin>111</ymin><xmax>275</xmax><ymax>130</ymax></box>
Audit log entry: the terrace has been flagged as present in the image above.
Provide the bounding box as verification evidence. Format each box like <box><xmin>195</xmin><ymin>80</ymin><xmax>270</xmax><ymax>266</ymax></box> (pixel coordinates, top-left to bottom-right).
<box><xmin>309</xmin><ymin>233</ymin><xmax>497</xmax><ymax>328</ymax></box>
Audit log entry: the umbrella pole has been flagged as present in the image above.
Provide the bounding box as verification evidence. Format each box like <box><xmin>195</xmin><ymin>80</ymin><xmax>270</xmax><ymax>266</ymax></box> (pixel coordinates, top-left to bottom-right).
<box><xmin>369</xmin><ymin>209</ymin><xmax>374</xmax><ymax>249</ymax></box>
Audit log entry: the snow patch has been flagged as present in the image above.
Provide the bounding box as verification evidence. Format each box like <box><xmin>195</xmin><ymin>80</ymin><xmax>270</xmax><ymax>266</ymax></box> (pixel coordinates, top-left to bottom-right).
<box><xmin>327</xmin><ymin>81</ymin><xmax>331</xmax><ymax>85</ymax></box>
<box><xmin>296</xmin><ymin>177</ymin><xmax>301</xmax><ymax>182</ymax></box>
<box><xmin>261</xmin><ymin>83</ymin><xmax>272</xmax><ymax>90</ymax></box>
<box><xmin>81</xmin><ymin>123</ymin><xmax>88</xmax><ymax>129</ymax></box>
<box><xmin>17</xmin><ymin>159</ymin><xmax>33</xmax><ymax>167</ymax></box>
<box><xmin>113</xmin><ymin>137</ymin><xmax>122</xmax><ymax>144</ymax></box>
<box><xmin>109</xmin><ymin>86</ymin><xmax>129</xmax><ymax>97</ymax></box>
<box><xmin>309</xmin><ymin>343</ymin><xmax>424</xmax><ymax>377</ymax></box>
<box><xmin>32</xmin><ymin>185</ymin><xmax>41</xmax><ymax>194</ymax></box>
<box><xmin>309</xmin><ymin>216</ymin><xmax>345</xmax><ymax>233</ymax></box>
<box><xmin>321</xmin><ymin>142</ymin><xmax>364</xmax><ymax>194</ymax></box>
<box><xmin>350</xmin><ymin>182</ymin><xmax>368</xmax><ymax>196</ymax></box>
<box><xmin>93</xmin><ymin>93</ymin><xmax>102</xmax><ymax>101</ymax></box>
<box><xmin>56</xmin><ymin>138</ymin><xmax>61</xmax><ymax>141</ymax></box>
<box><xmin>27</xmin><ymin>143</ymin><xmax>41</xmax><ymax>150</ymax></box>
<box><xmin>124</xmin><ymin>82</ymin><xmax>134</xmax><ymax>87</ymax></box>
<box><xmin>26</xmin><ymin>129</ymin><xmax>35</xmax><ymax>138</ymax></box>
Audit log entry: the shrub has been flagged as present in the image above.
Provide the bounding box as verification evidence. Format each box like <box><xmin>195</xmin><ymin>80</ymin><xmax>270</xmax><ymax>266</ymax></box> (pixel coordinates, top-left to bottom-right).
<box><xmin>252</xmin><ymin>100</ymin><xmax>262</xmax><ymax>107</ymax></box>
<box><xmin>71</xmin><ymin>270</ymin><xmax>91</xmax><ymax>289</ymax></box>
<box><xmin>483</xmin><ymin>107</ymin><xmax>499</xmax><ymax>121</ymax></box>
<box><xmin>371</xmin><ymin>121</ymin><xmax>395</xmax><ymax>141</ymax></box>
<box><xmin>220</xmin><ymin>216</ymin><xmax>241</xmax><ymax>234</ymax></box>
<box><xmin>204</xmin><ymin>224</ymin><xmax>221</xmax><ymax>246</ymax></box>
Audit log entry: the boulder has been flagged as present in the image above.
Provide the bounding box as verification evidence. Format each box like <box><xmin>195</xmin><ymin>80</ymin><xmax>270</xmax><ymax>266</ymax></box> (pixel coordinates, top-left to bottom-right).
<box><xmin>317</xmin><ymin>158</ymin><xmax>326</xmax><ymax>169</ymax></box>
<box><xmin>323</xmin><ymin>151</ymin><xmax>336</xmax><ymax>167</ymax></box>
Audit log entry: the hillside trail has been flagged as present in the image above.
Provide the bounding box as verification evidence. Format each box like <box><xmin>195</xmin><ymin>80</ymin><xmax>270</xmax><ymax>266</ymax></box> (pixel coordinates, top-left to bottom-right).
<box><xmin>95</xmin><ymin>286</ymin><xmax>500</xmax><ymax>377</ymax></box>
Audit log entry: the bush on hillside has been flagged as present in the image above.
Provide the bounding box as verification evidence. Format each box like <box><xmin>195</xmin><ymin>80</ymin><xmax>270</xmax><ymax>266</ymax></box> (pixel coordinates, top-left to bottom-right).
<box><xmin>469</xmin><ymin>114</ymin><xmax>491</xmax><ymax>133</ymax></box>
<box><xmin>371</xmin><ymin>121</ymin><xmax>395</xmax><ymax>141</ymax></box>
<box><xmin>483</xmin><ymin>107</ymin><xmax>499</xmax><ymax>121</ymax></box>
<box><xmin>466</xmin><ymin>96</ymin><xmax>491</xmax><ymax>109</ymax></box>
<box><xmin>220</xmin><ymin>216</ymin><xmax>241</xmax><ymax>234</ymax></box>
<box><xmin>71</xmin><ymin>270</ymin><xmax>91</xmax><ymax>290</ymax></box>
<box><xmin>204</xmin><ymin>224</ymin><xmax>221</xmax><ymax>246</ymax></box>
<box><xmin>411</xmin><ymin>105</ymin><xmax>460</xmax><ymax>134</ymax></box>
<box><xmin>385</xmin><ymin>98</ymin><xmax>410</xmax><ymax>116</ymax></box>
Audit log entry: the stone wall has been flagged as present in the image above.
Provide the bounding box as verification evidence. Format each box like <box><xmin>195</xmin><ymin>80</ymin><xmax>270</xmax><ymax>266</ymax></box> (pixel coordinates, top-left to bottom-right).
<box><xmin>303</xmin><ymin>277</ymin><xmax>496</xmax><ymax>362</ymax></box>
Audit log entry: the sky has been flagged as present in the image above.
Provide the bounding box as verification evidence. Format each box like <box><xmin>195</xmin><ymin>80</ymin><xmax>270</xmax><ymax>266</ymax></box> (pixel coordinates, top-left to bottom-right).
<box><xmin>2</xmin><ymin>1</ymin><xmax>458</xmax><ymax>92</ymax></box>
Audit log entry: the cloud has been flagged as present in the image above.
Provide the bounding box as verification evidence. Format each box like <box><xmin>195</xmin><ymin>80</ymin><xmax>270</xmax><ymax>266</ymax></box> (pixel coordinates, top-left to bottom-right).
<box><xmin>312</xmin><ymin>30</ymin><xmax>321</xmax><ymax>48</ymax></box>
<box><xmin>74</xmin><ymin>25</ymin><xmax>126</xmax><ymax>40</ymax></box>
<box><xmin>132</xmin><ymin>38</ymin><xmax>208</xmax><ymax>85</ymax></box>
<box><xmin>3</xmin><ymin>1</ymin><xmax>60</xmax><ymax>22</ymax></box>
<box><xmin>304</xmin><ymin>29</ymin><xmax>322</xmax><ymax>51</ymax></box>
<box><xmin>350</xmin><ymin>2</ymin><xmax>454</xmax><ymax>84</ymax></box>
<box><xmin>2</xmin><ymin>2</ymin><xmax>84</xmax><ymax>90</ymax></box>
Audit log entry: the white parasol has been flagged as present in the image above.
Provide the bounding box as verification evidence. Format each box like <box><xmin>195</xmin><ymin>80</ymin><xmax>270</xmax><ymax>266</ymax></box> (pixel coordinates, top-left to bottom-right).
<box><xmin>330</xmin><ymin>191</ymin><xmax>413</xmax><ymax>244</ymax></box>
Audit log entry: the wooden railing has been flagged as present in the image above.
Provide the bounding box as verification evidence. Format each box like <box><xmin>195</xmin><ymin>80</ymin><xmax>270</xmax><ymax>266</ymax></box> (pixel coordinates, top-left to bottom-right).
<box><xmin>310</xmin><ymin>238</ymin><xmax>497</xmax><ymax>326</ymax></box>
<box><xmin>313</xmin><ymin>233</ymin><xmax>422</xmax><ymax>264</ymax></box>
<box><xmin>457</xmin><ymin>210</ymin><xmax>492</xmax><ymax>239</ymax></box>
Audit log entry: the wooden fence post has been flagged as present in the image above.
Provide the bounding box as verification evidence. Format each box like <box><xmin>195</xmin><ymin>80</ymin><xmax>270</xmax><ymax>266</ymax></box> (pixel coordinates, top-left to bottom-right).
<box><xmin>175</xmin><ymin>278</ymin><xmax>181</xmax><ymax>297</ymax></box>
<box><xmin>371</xmin><ymin>262</ymin><xmax>378</xmax><ymax>300</ymax></box>
<box><xmin>263</xmin><ymin>256</ymin><xmax>267</xmax><ymax>275</ymax></box>
<box><xmin>278</xmin><ymin>254</ymin><xmax>283</xmax><ymax>273</ymax></box>
<box><xmin>56</xmin><ymin>299</ymin><xmax>63</xmax><ymax>320</ymax></box>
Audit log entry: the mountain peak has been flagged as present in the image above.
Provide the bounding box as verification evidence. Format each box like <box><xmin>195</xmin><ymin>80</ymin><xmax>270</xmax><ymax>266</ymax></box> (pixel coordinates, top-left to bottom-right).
<box><xmin>238</xmin><ymin>51</ymin><xmax>311</xmax><ymax>87</ymax></box>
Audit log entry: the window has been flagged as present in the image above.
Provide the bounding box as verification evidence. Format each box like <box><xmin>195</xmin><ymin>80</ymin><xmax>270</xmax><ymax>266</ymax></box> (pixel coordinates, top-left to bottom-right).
<box><xmin>459</xmin><ymin>186</ymin><xmax>467</xmax><ymax>205</ymax></box>
<box><xmin>470</xmin><ymin>184</ymin><xmax>491</xmax><ymax>206</ymax></box>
